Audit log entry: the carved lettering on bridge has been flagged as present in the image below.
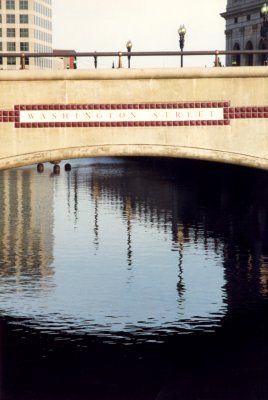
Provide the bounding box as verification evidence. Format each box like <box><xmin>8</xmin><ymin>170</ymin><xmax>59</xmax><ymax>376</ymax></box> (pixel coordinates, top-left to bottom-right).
<box><xmin>3</xmin><ymin>101</ymin><xmax>268</xmax><ymax>128</ymax></box>
<box><xmin>20</xmin><ymin>108</ymin><xmax>224</xmax><ymax>124</ymax></box>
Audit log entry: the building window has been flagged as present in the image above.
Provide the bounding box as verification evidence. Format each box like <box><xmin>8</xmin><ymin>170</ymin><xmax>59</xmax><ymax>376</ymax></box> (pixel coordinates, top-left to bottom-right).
<box><xmin>0</xmin><ymin>42</ymin><xmax>2</xmax><ymax>51</ymax></box>
<box><xmin>7</xmin><ymin>42</ymin><xmax>16</xmax><ymax>51</ymax></box>
<box><xmin>6</xmin><ymin>0</ymin><xmax>15</xmax><ymax>9</ymax></box>
<box><xmin>7</xmin><ymin>28</ymin><xmax>15</xmax><ymax>37</ymax></box>
<box><xmin>7</xmin><ymin>56</ymin><xmax>16</xmax><ymax>65</ymax></box>
<box><xmin>245</xmin><ymin>41</ymin><xmax>254</xmax><ymax>66</ymax></box>
<box><xmin>0</xmin><ymin>29</ymin><xmax>2</xmax><ymax>37</ymax></box>
<box><xmin>234</xmin><ymin>17</ymin><xmax>238</xmax><ymax>23</ymax></box>
<box><xmin>232</xmin><ymin>43</ymin><xmax>241</xmax><ymax>66</ymax></box>
<box><xmin>6</xmin><ymin>14</ymin><xmax>15</xmax><ymax>23</ymax></box>
<box><xmin>20</xmin><ymin>28</ymin><xmax>28</xmax><ymax>37</ymax></box>
<box><xmin>19</xmin><ymin>0</ymin><xmax>28</xmax><ymax>9</ymax></box>
<box><xmin>20</xmin><ymin>14</ymin><xmax>28</xmax><ymax>23</ymax></box>
<box><xmin>20</xmin><ymin>42</ymin><xmax>29</xmax><ymax>51</ymax></box>
<box><xmin>0</xmin><ymin>15</ymin><xmax>2</xmax><ymax>23</ymax></box>
<box><xmin>247</xmin><ymin>14</ymin><xmax>251</xmax><ymax>21</ymax></box>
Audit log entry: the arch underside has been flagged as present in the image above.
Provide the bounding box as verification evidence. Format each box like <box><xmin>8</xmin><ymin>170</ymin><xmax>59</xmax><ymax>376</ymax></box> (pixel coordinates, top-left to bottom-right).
<box><xmin>0</xmin><ymin>144</ymin><xmax>267</xmax><ymax>171</ymax></box>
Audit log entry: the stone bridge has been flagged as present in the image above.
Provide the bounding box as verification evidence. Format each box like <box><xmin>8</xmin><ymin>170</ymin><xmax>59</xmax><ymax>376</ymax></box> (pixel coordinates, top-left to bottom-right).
<box><xmin>1</xmin><ymin>66</ymin><xmax>268</xmax><ymax>170</ymax></box>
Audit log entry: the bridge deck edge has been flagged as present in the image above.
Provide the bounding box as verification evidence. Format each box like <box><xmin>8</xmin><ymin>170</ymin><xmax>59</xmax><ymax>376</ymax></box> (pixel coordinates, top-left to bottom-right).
<box><xmin>0</xmin><ymin>67</ymin><xmax>268</xmax><ymax>81</ymax></box>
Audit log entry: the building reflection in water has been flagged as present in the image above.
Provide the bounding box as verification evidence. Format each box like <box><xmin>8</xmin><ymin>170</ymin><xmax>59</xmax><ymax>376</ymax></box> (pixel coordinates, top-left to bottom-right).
<box><xmin>0</xmin><ymin>168</ymin><xmax>54</xmax><ymax>290</ymax></box>
<box><xmin>72</xmin><ymin>159</ymin><xmax>268</xmax><ymax>317</ymax></box>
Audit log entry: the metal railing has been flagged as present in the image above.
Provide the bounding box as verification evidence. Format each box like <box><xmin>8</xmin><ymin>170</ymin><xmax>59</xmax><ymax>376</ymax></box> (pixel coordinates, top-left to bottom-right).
<box><xmin>1</xmin><ymin>50</ymin><xmax>268</xmax><ymax>69</ymax></box>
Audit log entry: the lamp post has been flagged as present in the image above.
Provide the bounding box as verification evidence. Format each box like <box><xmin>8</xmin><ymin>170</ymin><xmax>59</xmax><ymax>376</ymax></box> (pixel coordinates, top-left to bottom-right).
<box><xmin>126</xmin><ymin>40</ymin><xmax>132</xmax><ymax>68</ymax></box>
<box><xmin>178</xmin><ymin>25</ymin><xmax>186</xmax><ymax>68</ymax></box>
<box><xmin>261</xmin><ymin>3</ymin><xmax>268</xmax><ymax>64</ymax></box>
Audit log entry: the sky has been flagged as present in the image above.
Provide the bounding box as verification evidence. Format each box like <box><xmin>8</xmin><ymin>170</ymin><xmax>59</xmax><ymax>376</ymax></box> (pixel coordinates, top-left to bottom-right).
<box><xmin>52</xmin><ymin>0</ymin><xmax>227</xmax><ymax>69</ymax></box>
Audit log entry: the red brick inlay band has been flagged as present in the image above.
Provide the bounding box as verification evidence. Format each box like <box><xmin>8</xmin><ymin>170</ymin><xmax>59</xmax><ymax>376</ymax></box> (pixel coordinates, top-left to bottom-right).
<box><xmin>0</xmin><ymin>102</ymin><xmax>268</xmax><ymax>128</ymax></box>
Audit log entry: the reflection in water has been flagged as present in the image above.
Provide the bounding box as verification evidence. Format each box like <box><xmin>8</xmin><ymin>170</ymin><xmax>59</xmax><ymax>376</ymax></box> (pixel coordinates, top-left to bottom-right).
<box><xmin>176</xmin><ymin>224</ymin><xmax>185</xmax><ymax>307</ymax></box>
<box><xmin>0</xmin><ymin>168</ymin><xmax>54</xmax><ymax>287</ymax></box>
<box><xmin>1</xmin><ymin>158</ymin><xmax>268</xmax><ymax>400</ymax></box>
<box><xmin>0</xmin><ymin>159</ymin><xmax>268</xmax><ymax>340</ymax></box>
<box><xmin>52</xmin><ymin>158</ymin><xmax>227</xmax><ymax>336</ymax></box>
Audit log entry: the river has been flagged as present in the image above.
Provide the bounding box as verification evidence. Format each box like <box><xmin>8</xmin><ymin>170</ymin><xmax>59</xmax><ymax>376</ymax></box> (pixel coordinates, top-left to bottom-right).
<box><xmin>0</xmin><ymin>157</ymin><xmax>267</xmax><ymax>399</ymax></box>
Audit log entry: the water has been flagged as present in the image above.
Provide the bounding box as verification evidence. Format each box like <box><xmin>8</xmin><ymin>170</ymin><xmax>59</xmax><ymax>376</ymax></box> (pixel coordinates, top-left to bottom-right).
<box><xmin>0</xmin><ymin>157</ymin><xmax>268</xmax><ymax>399</ymax></box>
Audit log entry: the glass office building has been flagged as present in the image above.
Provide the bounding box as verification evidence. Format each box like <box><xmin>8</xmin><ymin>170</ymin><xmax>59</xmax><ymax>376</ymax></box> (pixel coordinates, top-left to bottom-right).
<box><xmin>0</xmin><ymin>0</ymin><xmax>53</xmax><ymax>69</ymax></box>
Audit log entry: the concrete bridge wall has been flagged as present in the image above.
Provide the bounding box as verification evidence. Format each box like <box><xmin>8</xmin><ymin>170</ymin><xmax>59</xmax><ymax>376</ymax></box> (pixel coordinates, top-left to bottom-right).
<box><xmin>0</xmin><ymin>67</ymin><xmax>268</xmax><ymax>170</ymax></box>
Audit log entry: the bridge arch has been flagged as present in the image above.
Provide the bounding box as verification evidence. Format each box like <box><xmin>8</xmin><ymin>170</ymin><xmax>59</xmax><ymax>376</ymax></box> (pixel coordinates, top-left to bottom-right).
<box><xmin>3</xmin><ymin>143</ymin><xmax>268</xmax><ymax>172</ymax></box>
<box><xmin>1</xmin><ymin>67</ymin><xmax>268</xmax><ymax>171</ymax></box>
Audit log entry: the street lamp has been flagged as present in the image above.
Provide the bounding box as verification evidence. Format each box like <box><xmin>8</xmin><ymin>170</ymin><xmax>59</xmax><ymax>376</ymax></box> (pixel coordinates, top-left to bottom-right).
<box><xmin>126</xmin><ymin>40</ymin><xmax>132</xmax><ymax>68</ymax></box>
<box><xmin>260</xmin><ymin>3</ymin><xmax>268</xmax><ymax>64</ymax></box>
<box><xmin>178</xmin><ymin>25</ymin><xmax>186</xmax><ymax>67</ymax></box>
<box><xmin>261</xmin><ymin>2</ymin><xmax>268</xmax><ymax>18</ymax></box>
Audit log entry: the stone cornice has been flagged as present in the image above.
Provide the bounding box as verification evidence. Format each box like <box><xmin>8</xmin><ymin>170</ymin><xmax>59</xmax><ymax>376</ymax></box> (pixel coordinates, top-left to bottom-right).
<box><xmin>221</xmin><ymin>0</ymin><xmax>264</xmax><ymax>19</ymax></box>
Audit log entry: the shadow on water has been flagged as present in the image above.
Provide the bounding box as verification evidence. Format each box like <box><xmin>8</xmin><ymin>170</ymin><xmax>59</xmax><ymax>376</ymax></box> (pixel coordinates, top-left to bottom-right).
<box><xmin>0</xmin><ymin>158</ymin><xmax>268</xmax><ymax>399</ymax></box>
<box><xmin>2</xmin><ymin>301</ymin><xmax>268</xmax><ymax>400</ymax></box>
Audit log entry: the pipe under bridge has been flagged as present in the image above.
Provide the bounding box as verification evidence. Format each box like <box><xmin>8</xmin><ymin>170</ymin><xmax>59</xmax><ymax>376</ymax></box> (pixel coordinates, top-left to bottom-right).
<box><xmin>0</xmin><ymin>66</ymin><xmax>268</xmax><ymax>170</ymax></box>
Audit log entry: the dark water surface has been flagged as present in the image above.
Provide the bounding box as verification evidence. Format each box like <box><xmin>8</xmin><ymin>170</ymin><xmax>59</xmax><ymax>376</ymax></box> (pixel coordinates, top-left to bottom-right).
<box><xmin>0</xmin><ymin>157</ymin><xmax>268</xmax><ymax>399</ymax></box>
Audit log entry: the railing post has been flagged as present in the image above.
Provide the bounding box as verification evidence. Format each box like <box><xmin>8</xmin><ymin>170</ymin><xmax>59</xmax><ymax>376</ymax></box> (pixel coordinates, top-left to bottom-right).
<box><xmin>214</xmin><ymin>50</ymin><xmax>219</xmax><ymax>67</ymax></box>
<box><xmin>20</xmin><ymin>53</ymin><xmax>25</xmax><ymax>70</ymax></box>
<box><xmin>118</xmin><ymin>52</ymin><xmax>122</xmax><ymax>68</ymax></box>
<box><xmin>94</xmin><ymin>52</ymin><xmax>98</xmax><ymax>69</ymax></box>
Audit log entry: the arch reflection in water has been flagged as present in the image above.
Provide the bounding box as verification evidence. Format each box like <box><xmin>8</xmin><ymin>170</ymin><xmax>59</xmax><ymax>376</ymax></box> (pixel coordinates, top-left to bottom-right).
<box><xmin>0</xmin><ymin>158</ymin><xmax>268</xmax><ymax>342</ymax></box>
